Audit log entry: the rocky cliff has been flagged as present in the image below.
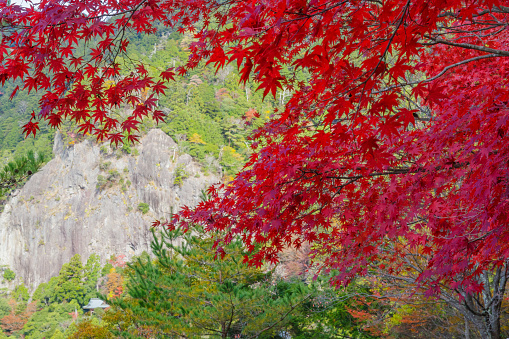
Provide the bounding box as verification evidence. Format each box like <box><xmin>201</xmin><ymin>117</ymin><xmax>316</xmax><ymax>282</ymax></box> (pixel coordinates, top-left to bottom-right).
<box><xmin>0</xmin><ymin>129</ymin><xmax>218</xmax><ymax>289</ymax></box>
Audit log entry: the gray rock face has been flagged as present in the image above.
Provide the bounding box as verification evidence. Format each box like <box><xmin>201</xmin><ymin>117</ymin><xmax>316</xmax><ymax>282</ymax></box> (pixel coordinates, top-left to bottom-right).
<box><xmin>0</xmin><ymin>129</ymin><xmax>218</xmax><ymax>289</ymax></box>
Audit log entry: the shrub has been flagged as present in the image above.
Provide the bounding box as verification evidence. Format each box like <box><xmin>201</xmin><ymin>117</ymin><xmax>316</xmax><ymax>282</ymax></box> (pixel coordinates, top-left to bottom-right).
<box><xmin>99</xmin><ymin>145</ymin><xmax>108</xmax><ymax>154</ymax></box>
<box><xmin>121</xmin><ymin>142</ymin><xmax>131</xmax><ymax>154</ymax></box>
<box><xmin>138</xmin><ymin>203</ymin><xmax>149</xmax><ymax>214</ymax></box>
<box><xmin>173</xmin><ymin>164</ymin><xmax>189</xmax><ymax>187</ymax></box>
<box><xmin>96</xmin><ymin>175</ymin><xmax>107</xmax><ymax>190</ymax></box>
<box><xmin>99</xmin><ymin>161</ymin><xmax>111</xmax><ymax>171</ymax></box>
<box><xmin>107</xmin><ymin>169</ymin><xmax>120</xmax><ymax>180</ymax></box>
<box><xmin>3</xmin><ymin>268</ymin><xmax>15</xmax><ymax>282</ymax></box>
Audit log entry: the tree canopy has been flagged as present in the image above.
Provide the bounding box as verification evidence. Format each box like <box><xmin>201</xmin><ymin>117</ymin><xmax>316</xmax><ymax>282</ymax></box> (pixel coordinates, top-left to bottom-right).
<box><xmin>106</xmin><ymin>226</ymin><xmax>313</xmax><ymax>338</ymax></box>
<box><xmin>1</xmin><ymin>0</ymin><xmax>509</xmax><ymax>336</ymax></box>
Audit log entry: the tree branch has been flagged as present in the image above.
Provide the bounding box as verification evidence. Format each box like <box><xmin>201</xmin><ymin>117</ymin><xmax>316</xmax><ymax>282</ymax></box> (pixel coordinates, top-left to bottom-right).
<box><xmin>422</xmin><ymin>35</ymin><xmax>509</xmax><ymax>56</ymax></box>
<box><xmin>373</xmin><ymin>54</ymin><xmax>500</xmax><ymax>94</ymax></box>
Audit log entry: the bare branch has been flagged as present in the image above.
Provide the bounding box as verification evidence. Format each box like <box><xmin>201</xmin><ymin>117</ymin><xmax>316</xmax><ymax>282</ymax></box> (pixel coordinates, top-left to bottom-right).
<box><xmin>423</xmin><ymin>35</ymin><xmax>509</xmax><ymax>56</ymax></box>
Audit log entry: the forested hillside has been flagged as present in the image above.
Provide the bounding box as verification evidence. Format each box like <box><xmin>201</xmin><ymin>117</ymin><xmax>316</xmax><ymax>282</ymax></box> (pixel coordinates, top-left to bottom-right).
<box><xmin>0</xmin><ymin>81</ymin><xmax>53</xmax><ymax>167</ymax></box>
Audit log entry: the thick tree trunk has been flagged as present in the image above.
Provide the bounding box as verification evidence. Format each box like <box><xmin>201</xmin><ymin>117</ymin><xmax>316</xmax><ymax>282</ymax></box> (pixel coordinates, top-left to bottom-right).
<box><xmin>486</xmin><ymin>309</ymin><xmax>501</xmax><ymax>339</ymax></box>
<box><xmin>222</xmin><ymin>321</ymin><xmax>227</xmax><ymax>339</ymax></box>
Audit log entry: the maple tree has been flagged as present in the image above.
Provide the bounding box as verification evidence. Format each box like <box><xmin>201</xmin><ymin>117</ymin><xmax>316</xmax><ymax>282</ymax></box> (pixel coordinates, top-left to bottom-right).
<box><xmin>104</xmin><ymin>255</ymin><xmax>126</xmax><ymax>299</ymax></box>
<box><xmin>1</xmin><ymin>0</ymin><xmax>509</xmax><ymax>337</ymax></box>
<box><xmin>106</xmin><ymin>268</ymin><xmax>124</xmax><ymax>299</ymax></box>
<box><xmin>0</xmin><ymin>299</ymin><xmax>36</xmax><ymax>336</ymax></box>
<box><xmin>171</xmin><ymin>0</ymin><xmax>509</xmax><ymax>307</ymax></box>
<box><xmin>349</xmin><ymin>254</ymin><xmax>509</xmax><ymax>338</ymax></box>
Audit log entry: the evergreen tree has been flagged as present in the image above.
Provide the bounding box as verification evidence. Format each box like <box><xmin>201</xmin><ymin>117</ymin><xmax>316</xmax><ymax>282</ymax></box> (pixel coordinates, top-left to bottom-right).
<box><xmin>11</xmin><ymin>284</ymin><xmax>29</xmax><ymax>303</ymax></box>
<box><xmin>107</xmin><ymin>226</ymin><xmax>313</xmax><ymax>338</ymax></box>
<box><xmin>20</xmin><ymin>299</ymin><xmax>81</xmax><ymax>339</ymax></box>
<box><xmin>0</xmin><ymin>299</ymin><xmax>10</xmax><ymax>319</ymax></box>
<box><xmin>32</xmin><ymin>277</ymin><xmax>58</xmax><ymax>307</ymax></box>
<box><xmin>83</xmin><ymin>254</ymin><xmax>102</xmax><ymax>299</ymax></box>
<box><xmin>53</xmin><ymin>254</ymin><xmax>85</xmax><ymax>304</ymax></box>
<box><xmin>0</xmin><ymin>150</ymin><xmax>46</xmax><ymax>199</ymax></box>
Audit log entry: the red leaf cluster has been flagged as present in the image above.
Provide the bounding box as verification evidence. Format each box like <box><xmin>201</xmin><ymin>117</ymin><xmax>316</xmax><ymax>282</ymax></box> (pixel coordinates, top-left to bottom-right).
<box><xmin>2</xmin><ymin>0</ymin><xmax>509</xmax><ymax>295</ymax></box>
<box><xmin>170</xmin><ymin>0</ymin><xmax>509</xmax><ymax>294</ymax></box>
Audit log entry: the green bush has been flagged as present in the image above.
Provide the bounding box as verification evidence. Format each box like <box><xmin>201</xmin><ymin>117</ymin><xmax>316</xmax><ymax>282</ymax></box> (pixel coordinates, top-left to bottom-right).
<box><xmin>107</xmin><ymin>169</ymin><xmax>120</xmax><ymax>180</ymax></box>
<box><xmin>2</xmin><ymin>268</ymin><xmax>15</xmax><ymax>282</ymax></box>
<box><xmin>12</xmin><ymin>283</ymin><xmax>29</xmax><ymax>302</ymax></box>
<box><xmin>121</xmin><ymin>142</ymin><xmax>132</xmax><ymax>154</ymax></box>
<box><xmin>96</xmin><ymin>175</ymin><xmax>107</xmax><ymax>190</ymax></box>
<box><xmin>99</xmin><ymin>145</ymin><xmax>108</xmax><ymax>154</ymax></box>
<box><xmin>138</xmin><ymin>203</ymin><xmax>149</xmax><ymax>214</ymax></box>
<box><xmin>173</xmin><ymin>164</ymin><xmax>189</xmax><ymax>187</ymax></box>
<box><xmin>99</xmin><ymin>161</ymin><xmax>111</xmax><ymax>171</ymax></box>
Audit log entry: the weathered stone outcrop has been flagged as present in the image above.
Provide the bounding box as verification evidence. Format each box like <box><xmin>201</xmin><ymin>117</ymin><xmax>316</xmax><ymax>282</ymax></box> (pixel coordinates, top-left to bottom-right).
<box><xmin>0</xmin><ymin>129</ymin><xmax>218</xmax><ymax>289</ymax></box>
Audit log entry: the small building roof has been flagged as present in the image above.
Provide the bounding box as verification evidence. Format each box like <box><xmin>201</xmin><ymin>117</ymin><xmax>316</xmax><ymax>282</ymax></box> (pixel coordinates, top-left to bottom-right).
<box><xmin>83</xmin><ymin>298</ymin><xmax>109</xmax><ymax>310</ymax></box>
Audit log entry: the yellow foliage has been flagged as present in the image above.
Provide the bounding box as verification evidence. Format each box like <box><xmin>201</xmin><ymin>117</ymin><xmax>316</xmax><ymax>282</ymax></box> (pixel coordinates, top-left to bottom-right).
<box><xmin>222</xmin><ymin>175</ymin><xmax>234</xmax><ymax>184</ymax></box>
<box><xmin>104</xmin><ymin>80</ymin><xmax>116</xmax><ymax>89</ymax></box>
<box><xmin>189</xmin><ymin>133</ymin><xmax>206</xmax><ymax>144</ymax></box>
<box><xmin>223</xmin><ymin>146</ymin><xmax>242</xmax><ymax>159</ymax></box>
<box><xmin>389</xmin><ymin>304</ymin><xmax>415</xmax><ymax>326</ymax></box>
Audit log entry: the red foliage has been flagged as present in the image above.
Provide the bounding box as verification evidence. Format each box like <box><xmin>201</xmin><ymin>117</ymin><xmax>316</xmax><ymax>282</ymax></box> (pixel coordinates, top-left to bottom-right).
<box><xmin>243</xmin><ymin>108</ymin><xmax>257</xmax><ymax>123</ymax></box>
<box><xmin>172</xmin><ymin>1</ymin><xmax>509</xmax><ymax>295</ymax></box>
<box><xmin>0</xmin><ymin>313</ymin><xmax>25</xmax><ymax>334</ymax></box>
<box><xmin>106</xmin><ymin>269</ymin><xmax>124</xmax><ymax>299</ymax></box>
<box><xmin>174</xmin><ymin>0</ymin><xmax>508</xmax><ymax>297</ymax></box>
<box><xmin>1</xmin><ymin>0</ymin><xmax>509</xmax><ymax>297</ymax></box>
<box><xmin>214</xmin><ymin>88</ymin><xmax>230</xmax><ymax>102</ymax></box>
<box><xmin>0</xmin><ymin>300</ymin><xmax>36</xmax><ymax>335</ymax></box>
<box><xmin>69</xmin><ymin>309</ymin><xmax>79</xmax><ymax>321</ymax></box>
<box><xmin>108</xmin><ymin>254</ymin><xmax>126</xmax><ymax>268</ymax></box>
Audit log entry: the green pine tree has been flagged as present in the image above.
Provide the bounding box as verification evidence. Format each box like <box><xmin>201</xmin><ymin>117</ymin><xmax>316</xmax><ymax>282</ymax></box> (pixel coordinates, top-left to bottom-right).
<box><xmin>53</xmin><ymin>254</ymin><xmax>86</xmax><ymax>304</ymax></box>
<box><xmin>0</xmin><ymin>150</ymin><xmax>46</xmax><ymax>199</ymax></box>
<box><xmin>107</xmin><ymin>225</ymin><xmax>313</xmax><ymax>338</ymax></box>
<box><xmin>83</xmin><ymin>254</ymin><xmax>102</xmax><ymax>298</ymax></box>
